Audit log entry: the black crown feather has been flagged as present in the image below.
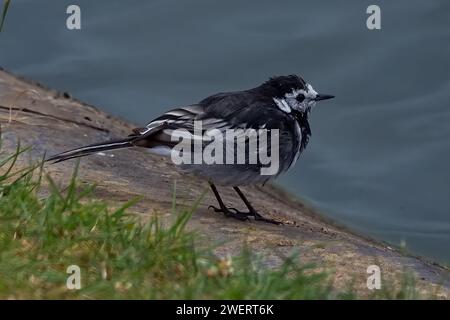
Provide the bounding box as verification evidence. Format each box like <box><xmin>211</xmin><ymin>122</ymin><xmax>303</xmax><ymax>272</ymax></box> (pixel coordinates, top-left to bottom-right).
<box><xmin>258</xmin><ymin>75</ymin><xmax>307</xmax><ymax>98</ymax></box>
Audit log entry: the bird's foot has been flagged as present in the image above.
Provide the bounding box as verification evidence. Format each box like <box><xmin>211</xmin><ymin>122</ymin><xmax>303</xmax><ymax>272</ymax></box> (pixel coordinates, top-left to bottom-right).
<box><xmin>208</xmin><ymin>206</ymin><xmax>251</xmax><ymax>221</ymax></box>
<box><xmin>208</xmin><ymin>206</ymin><xmax>281</xmax><ymax>225</ymax></box>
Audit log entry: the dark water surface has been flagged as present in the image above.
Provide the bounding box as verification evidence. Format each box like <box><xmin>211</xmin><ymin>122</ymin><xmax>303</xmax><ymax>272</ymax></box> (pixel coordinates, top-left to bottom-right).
<box><xmin>1</xmin><ymin>0</ymin><xmax>449</xmax><ymax>262</ymax></box>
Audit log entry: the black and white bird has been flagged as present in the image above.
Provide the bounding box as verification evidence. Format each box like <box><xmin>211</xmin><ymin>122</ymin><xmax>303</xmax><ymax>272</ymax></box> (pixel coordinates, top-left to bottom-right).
<box><xmin>47</xmin><ymin>75</ymin><xmax>334</xmax><ymax>224</ymax></box>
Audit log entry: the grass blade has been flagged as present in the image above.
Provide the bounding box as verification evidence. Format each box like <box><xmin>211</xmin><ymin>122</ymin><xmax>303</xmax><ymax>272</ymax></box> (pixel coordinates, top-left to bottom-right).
<box><xmin>0</xmin><ymin>0</ymin><xmax>11</xmax><ymax>33</ymax></box>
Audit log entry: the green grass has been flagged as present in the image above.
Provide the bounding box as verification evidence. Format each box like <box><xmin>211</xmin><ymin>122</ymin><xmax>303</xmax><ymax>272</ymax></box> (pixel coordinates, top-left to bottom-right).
<box><xmin>0</xmin><ymin>0</ymin><xmax>11</xmax><ymax>32</ymax></box>
<box><xmin>0</xmin><ymin>142</ymin><xmax>422</xmax><ymax>299</ymax></box>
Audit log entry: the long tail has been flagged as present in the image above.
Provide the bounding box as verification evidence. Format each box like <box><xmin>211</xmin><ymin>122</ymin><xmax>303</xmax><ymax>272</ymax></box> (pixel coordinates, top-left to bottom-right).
<box><xmin>46</xmin><ymin>137</ymin><xmax>135</xmax><ymax>163</ymax></box>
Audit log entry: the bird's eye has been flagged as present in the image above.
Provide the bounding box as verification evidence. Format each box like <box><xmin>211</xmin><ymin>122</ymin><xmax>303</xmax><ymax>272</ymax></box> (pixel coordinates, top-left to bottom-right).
<box><xmin>296</xmin><ymin>94</ymin><xmax>305</xmax><ymax>102</ymax></box>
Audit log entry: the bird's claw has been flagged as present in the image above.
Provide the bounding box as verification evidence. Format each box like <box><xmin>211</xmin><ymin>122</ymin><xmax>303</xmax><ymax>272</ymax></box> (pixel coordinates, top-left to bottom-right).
<box><xmin>208</xmin><ymin>206</ymin><xmax>282</xmax><ymax>224</ymax></box>
<box><xmin>208</xmin><ymin>205</ymin><xmax>250</xmax><ymax>221</ymax></box>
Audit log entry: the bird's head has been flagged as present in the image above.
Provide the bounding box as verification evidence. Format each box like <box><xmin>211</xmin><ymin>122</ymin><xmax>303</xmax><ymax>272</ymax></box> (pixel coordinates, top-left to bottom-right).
<box><xmin>261</xmin><ymin>75</ymin><xmax>334</xmax><ymax>113</ymax></box>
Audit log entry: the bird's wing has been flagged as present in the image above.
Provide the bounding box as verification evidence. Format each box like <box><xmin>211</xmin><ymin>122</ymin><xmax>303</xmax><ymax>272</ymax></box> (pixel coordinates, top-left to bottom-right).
<box><xmin>131</xmin><ymin>98</ymin><xmax>301</xmax><ymax>169</ymax></box>
<box><xmin>130</xmin><ymin>105</ymin><xmax>228</xmax><ymax>148</ymax></box>
<box><xmin>199</xmin><ymin>96</ymin><xmax>303</xmax><ymax>172</ymax></box>
<box><xmin>200</xmin><ymin>93</ymin><xmax>297</xmax><ymax>132</ymax></box>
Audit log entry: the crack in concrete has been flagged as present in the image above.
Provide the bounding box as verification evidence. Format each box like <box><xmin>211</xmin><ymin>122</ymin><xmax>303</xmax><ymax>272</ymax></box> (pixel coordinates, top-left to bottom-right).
<box><xmin>0</xmin><ymin>104</ymin><xmax>110</xmax><ymax>133</ymax></box>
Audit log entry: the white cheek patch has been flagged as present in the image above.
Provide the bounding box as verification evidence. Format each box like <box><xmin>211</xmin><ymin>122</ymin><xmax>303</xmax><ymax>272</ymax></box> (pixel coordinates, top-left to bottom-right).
<box><xmin>274</xmin><ymin>83</ymin><xmax>319</xmax><ymax>113</ymax></box>
<box><xmin>273</xmin><ymin>97</ymin><xmax>291</xmax><ymax>113</ymax></box>
<box><xmin>308</xmin><ymin>100</ymin><xmax>317</xmax><ymax>108</ymax></box>
<box><xmin>306</xmin><ymin>84</ymin><xmax>318</xmax><ymax>99</ymax></box>
<box><xmin>285</xmin><ymin>83</ymin><xmax>318</xmax><ymax>100</ymax></box>
<box><xmin>284</xmin><ymin>90</ymin><xmax>300</xmax><ymax>99</ymax></box>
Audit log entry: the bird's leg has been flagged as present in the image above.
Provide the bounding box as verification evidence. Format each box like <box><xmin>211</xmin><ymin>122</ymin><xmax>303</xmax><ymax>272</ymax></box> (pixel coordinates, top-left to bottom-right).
<box><xmin>208</xmin><ymin>183</ymin><xmax>250</xmax><ymax>221</ymax></box>
<box><xmin>233</xmin><ymin>186</ymin><xmax>282</xmax><ymax>225</ymax></box>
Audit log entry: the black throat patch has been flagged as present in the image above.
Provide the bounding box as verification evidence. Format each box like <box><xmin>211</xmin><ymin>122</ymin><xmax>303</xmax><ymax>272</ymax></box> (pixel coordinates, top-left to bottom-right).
<box><xmin>292</xmin><ymin>110</ymin><xmax>311</xmax><ymax>152</ymax></box>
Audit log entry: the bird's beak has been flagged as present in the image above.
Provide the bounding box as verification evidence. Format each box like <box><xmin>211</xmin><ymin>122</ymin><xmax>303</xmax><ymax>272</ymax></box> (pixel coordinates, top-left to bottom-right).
<box><xmin>315</xmin><ymin>94</ymin><xmax>335</xmax><ymax>101</ymax></box>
